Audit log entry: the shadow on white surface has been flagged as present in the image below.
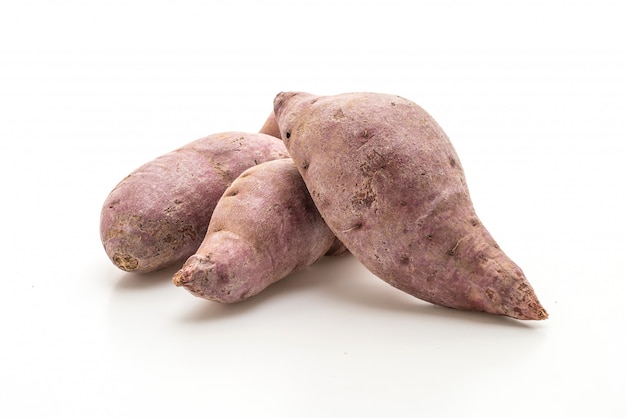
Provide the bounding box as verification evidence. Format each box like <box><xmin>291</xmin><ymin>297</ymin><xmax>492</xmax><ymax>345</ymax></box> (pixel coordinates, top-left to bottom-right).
<box><xmin>111</xmin><ymin>264</ymin><xmax>181</xmax><ymax>290</ymax></box>
<box><xmin>116</xmin><ymin>255</ymin><xmax>542</xmax><ymax>329</ymax></box>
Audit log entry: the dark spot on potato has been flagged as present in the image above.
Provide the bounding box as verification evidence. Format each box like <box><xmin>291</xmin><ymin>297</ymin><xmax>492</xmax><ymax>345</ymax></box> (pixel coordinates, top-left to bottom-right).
<box><xmin>391</xmin><ymin>102</ymin><xmax>396</xmax><ymax>107</ymax></box>
<box><xmin>400</xmin><ymin>254</ymin><xmax>410</xmax><ymax>265</ymax></box>
<box><xmin>351</xmin><ymin>188</ymin><xmax>376</xmax><ymax>208</ymax></box>
<box><xmin>285</xmin><ymin>132</ymin><xmax>291</xmax><ymax>139</ymax></box>
<box><xmin>486</xmin><ymin>288</ymin><xmax>495</xmax><ymax>301</ymax></box>
<box><xmin>427</xmin><ymin>234</ymin><xmax>433</xmax><ymax>240</ymax></box>
<box><xmin>449</xmin><ymin>157</ymin><xmax>456</xmax><ymax>167</ymax></box>
<box><xmin>302</xmin><ymin>161</ymin><xmax>309</xmax><ymax>170</ymax></box>
<box><xmin>470</xmin><ymin>218</ymin><xmax>479</xmax><ymax>227</ymax></box>
<box><xmin>359</xmin><ymin>149</ymin><xmax>386</xmax><ymax>175</ymax></box>
<box><xmin>342</xmin><ymin>221</ymin><xmax>362</xmax><ymax>232</ymax></box>
<box><xmin>360</xmin><ymin>128</ymin><xmax>375</xmax><ymax>140</ymax></box>
<box><xmin>178</xmin><ymin>224</ymin><xmax>197</xmax><ymax>242</ymax></box>
<box><xmin>228</xmin><ymin>190</ymin><xmax>238</xmax><ymax>197</ymax></box>
<box><xmin>333</xmin><ymin>109</ymin><xmax>345</xmax><ymax>119</ymax></box>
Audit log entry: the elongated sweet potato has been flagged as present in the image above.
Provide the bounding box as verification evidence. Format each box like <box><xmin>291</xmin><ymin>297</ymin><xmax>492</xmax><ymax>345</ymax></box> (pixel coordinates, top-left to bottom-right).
<box><xmin>274</xmin><ymin>91</ymin><xmax>547</xmax><ymax>320</ymax></box>
<box><xmin>100</xmin><ymin>132</ymin><xmax>289</xmax><ymax>273</ymax></box>
<box><xmin>173</xmin><ymin>158</ymin><xmax>339</xmax><ymax>302</ymax></box>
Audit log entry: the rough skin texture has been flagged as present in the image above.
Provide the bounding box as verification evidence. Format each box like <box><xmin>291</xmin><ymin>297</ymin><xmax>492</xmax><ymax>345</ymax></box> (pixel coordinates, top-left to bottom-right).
<box><xmin>172</xmin><ymin>158</ymin><xmax>338</xmax><ymax>302</ymax></box>
<box><xmin>260</xmin><ymin>108</ymin><xmax>348</xmax><ymax>256</ymax></box>
<box><xmin>274</xmin><ymin>91</ymin><xmax>548</xmax><ymax>320</ymax></box>
<box><xmin>100</xmin><ymin>132</ymin><xmax>289</xmax><ymax>273</ymax></box>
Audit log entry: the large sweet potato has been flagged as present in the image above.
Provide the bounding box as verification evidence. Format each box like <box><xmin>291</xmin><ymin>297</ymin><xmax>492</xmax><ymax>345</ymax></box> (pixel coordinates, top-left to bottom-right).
<box><xmin>273</xmin><ymin>91</ymin><xmax>547</xmax><ymax>320</ymax></box>
<box><xmin>100</xmin><ymin>132</ymin><xmax>289</xmax><ymax>273</ymax></box>
<box><xmin>172</xmin><ymin>158</ymin><xmax>340</xmax><ymax>302</ymax></box>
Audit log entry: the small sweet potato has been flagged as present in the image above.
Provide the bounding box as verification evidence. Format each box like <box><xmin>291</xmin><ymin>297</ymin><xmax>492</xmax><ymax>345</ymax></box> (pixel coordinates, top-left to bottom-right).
<box><xmin>172</xmin><ymin>158</ymin><xmax>340</xmax><ymax>302</ymax></box>
<box><xmin>100</xmin><ymin>132</ymin><xmax>289</xmax><ymax>273</ymax></box>
<box><xmin>274</xmin><ymin>91</ymin><xmax>547</xmax><ymax>320</ymax></box>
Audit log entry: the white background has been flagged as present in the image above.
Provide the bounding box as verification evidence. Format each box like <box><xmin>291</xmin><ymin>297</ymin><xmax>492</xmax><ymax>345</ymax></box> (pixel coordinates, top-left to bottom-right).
<box><xmin>1</xmin><ymin>0</ymin><xmax>624</xmax><ymax>416</ymax></box>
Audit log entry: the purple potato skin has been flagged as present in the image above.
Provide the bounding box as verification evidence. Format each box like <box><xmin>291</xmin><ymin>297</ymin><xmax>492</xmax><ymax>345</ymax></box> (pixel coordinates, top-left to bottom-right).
<box><xmin>100</xmin><ymin>132</ymin><xmax>289</xmax><ymax>273</ymax></box>
<box><xmin>273</xmin><ymin>91</ymin><xmax>547</xmax><ymax>320</ymax></box>
<box><xmin>173</xmin><ymin>158</ymin><xmax>338</xmax><ymax>302</ymax></box>
<box><xmin>260</xmin><ymin>108</ymin><xmax>348</xmax><ymax>256</ymax></box>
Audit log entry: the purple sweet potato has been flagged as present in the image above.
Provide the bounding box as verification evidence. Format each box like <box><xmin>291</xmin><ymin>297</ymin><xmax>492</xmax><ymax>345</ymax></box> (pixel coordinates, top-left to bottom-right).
<box><xmin>100</xmin><ymin>132</ymin><xmax>289</xmax><ymax>273</ymax></box>
<box><xmin>273</xmin><ymin>91</ymin><xmax>547</xmax><ymax>320</ymax></box>
<box><xmin>172</xmin><ymin>158</ymin><xmax>339</xmax><ymax>302</ymax></box>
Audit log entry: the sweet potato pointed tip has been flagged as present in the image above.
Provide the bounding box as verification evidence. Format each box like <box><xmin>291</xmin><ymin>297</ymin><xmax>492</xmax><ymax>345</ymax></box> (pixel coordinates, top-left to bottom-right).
<box><xmin>523</xmin><ymin>300</ymin><xmax>549</xmax><ymax>320</ymax></box>
<box><xmin>172</xmin><ymin>270</ymin><xmax>186</xmax><ymax>287</ymax></box>
<box><xmin>499</xmin><ymin>283</ymin><xmax>549</xmax><ymax>320</ymax></box>
<box><xmin>511</xmin><ymin>304</ymin><xmax>549</xmax><ymax>321</ymax></box>
<box><xmin>536</xmin><ymin>308</ymin><xmax>549</xmax><ymax>320</ymax></box>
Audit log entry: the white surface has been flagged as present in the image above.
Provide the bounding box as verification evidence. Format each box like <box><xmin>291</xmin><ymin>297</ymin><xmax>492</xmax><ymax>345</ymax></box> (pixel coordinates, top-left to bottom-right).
<box><xmin>1</xmin><ymin>0</ymin><xmax>624</xmax><ymax>417</ymax></box>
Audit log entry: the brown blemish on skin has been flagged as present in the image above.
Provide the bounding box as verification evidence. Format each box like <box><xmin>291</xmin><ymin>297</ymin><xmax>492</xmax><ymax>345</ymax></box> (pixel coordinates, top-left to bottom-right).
<box><xmin>447</xmin><ymin>240</ymin><xmax>461</xmax><ymax>256</ymax></box>
<box><xmin>351</xmin><ymin>185</ymin><xmax>376</xmax><ymax>208</ymax></box>
<box><xmin>342</xmin><ymin>221</ymin><xmax>363</xmax><ymax>233</ymax></box>
<box><xmin>210</xmin><ymin>160</ymin><xmax>232</xmax><ymax>183</ymax></box>
<box><xmin>113</xmin><ymin>253</ymin><xmax>139</xmax><ymax>271</ymax></box>
<box><xmin>537</xmin><ymin>308</ymin><xmax>549</xmax><ymax>320</ymax></box>
<box><xmin>360</xmin><ymin>128</ymin><xmax>375</xmax><ymax>140</ymax></box>
<box><xmin>359</xmin><ymin>149</ymin><xmax>386</xmax><ymax>174</ymax></box>
<box><xmin>333</xmin><ymin>109</ymin><xmax>345</xmax><ymax>119</ymax></box>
